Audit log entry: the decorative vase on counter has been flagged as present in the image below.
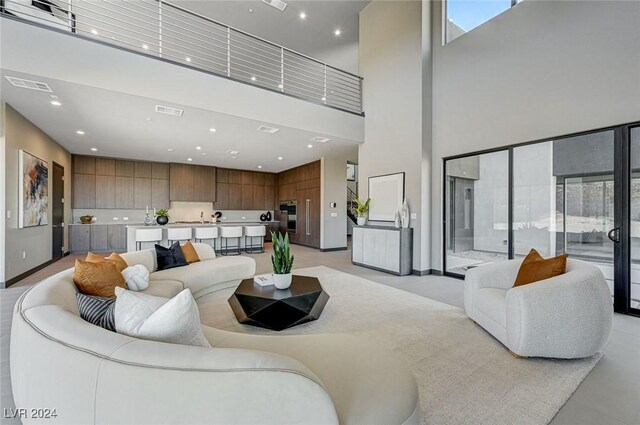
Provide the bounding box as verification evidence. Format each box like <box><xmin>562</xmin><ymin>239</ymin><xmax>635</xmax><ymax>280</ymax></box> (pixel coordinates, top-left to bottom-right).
<box><xmin>273</xmin><ymin>272</ymin><xmax>293</xmax><ymax>289</ymax></box>
<box><xmin>156</xmin><ymin>215</ymin><xmax>169</xmax><ymax>225</ymax></box>
<box><xmin>357</xmin><ymin>217</ymin><xmax>367</xmax><ymax>226</ymax></box>
<box><xmin>260</xmin><ymin>214</ymin><xmax>267</xmax><ymax>222</ymax></box>
<box><xmin>266</xmin><ymin>211</ymin><xmax>272</xmax><ymax>221</ymax></box>
<box><xmin>400</xmin><ymin>199</ymin><xmax>410</xmax><ymax>228</ymax></box>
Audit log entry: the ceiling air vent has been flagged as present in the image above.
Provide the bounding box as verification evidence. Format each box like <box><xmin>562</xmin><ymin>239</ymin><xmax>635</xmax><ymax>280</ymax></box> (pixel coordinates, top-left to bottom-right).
<box><xmin>310</xmin><ymin>136</ymin><xmax>331</xmax><ymax>143</ymax></box>
<box><xmin>262</xmin><ymin>0</ymin><xmax>287</xmax><ymax>12</ymax></box>
<box><xmin>155</xmin><ymin>105</ymin><xmax>184</xmax><ymax>117</ymax></box>
<box><xmin>257</xmin><ymin>125</ymin><xmax>280</xmax><ymax>134</ymax></box>
<box><xmin>5</xmin><ymin>76</ymin><xmax>52</xmax><ymax>92</ymax></box>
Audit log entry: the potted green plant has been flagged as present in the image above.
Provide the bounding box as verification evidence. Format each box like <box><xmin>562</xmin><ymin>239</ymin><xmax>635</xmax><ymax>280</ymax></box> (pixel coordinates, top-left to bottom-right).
<box><xmin>352</xmin><ymin>198</ymin><xmax>371</xmax><ymax>226</ymax></box>
<box><xmin>271</xmin><ymin>231</ymin><xmax>294</xmax><ymax>289</ymax></box>
<box><xmin>156</xmin><ymin>209</ymin><xmax>170</xmax><ymax>225</ymax></box>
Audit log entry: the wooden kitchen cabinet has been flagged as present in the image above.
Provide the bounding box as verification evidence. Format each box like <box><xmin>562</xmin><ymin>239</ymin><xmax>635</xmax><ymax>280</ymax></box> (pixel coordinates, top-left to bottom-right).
<box><xmin>170</xmin><ymin>163</ymin><xmax>215</xmax><ymax>202</ymax></box>
<box><xmin>95</xmin><ymin>158</ymin><xmax>115</xmax><ymax>176</ymax></box>
<box><xmin>252</xmin><ymin>185</ymin><xmax>265</xmax><ymax>210</ymax></box>
<box><xmin>107</xmin><ymin>225</ymin><xmax>127</xmax><ymax>251</ymax></box>
<box><xmin>72</xmin><ymin>173</ymin><xmax>96</xmax><ymax>208</ymax></box>
<box><xmin>95</xmin><ymin>175</ymin><xmax>116</xmax><ymax>208</ymax></box>
<box><xmin>297</xmin><ymin>187</ymin><xmax>320</xmax><ymax>248</ymax></box>
<box><xmin>134</xmin><ymin>161</ymin><xmax>153</xmax><ymax>178</ymax></box>
<box><xmin>73</xmin><ymin>156</ymin><xmax>95</xmax><ymax>174</ymax></box>
<box><xmin>241</xmin><ymin>184</ymin><xmax>253</xmax><ymax>210</ymax></box>
<box><xmin>134</xmin><ymin>178</ymin><xmax>152</xmax><ymax>210</ymax></box>
<box><xmin>115</xmin><ymin>160</ymin><xmax>134</xmax><ymax>177</ymax></box>
<box><xmin>228</xmin><ymin>169</ymin><xmax>242</xmax><ymax>184</ymax></box>
<box><xmin>152</xmin><ymin>162</ymin><xmax>169</xmax><ymax>179</ymax></box>
<box><xmin>152</xmin><ymin>178</ymin><xmax>170</xmax><ymax>210</ymax></box>
<box><xmin>227</xmin><ymin>184</ymin><xmax>241</xmax><ymax>209</ymax></box>
<box><xmin>69</xmin><ymin>225</ymin><xmax>91</xmax><ymax>252</ymax></box>
<box><xmin>115</xmin><ymin>176</ymin><xmax>134</xmax><ymax>209</ymax></box>
<box><xmin>264</xmin><ymin>185</ymin><xmax>275</xmax><ymax>210</ymax></box>
<box><xmin>215</xmin><ymin>182</ymin><xmax>229</xmax><ymax>209</ymax></box>
<box><xmin>241</xmin><ymin>171</ymin><xmax>253</xmax><ymax>185</ymax></box>
<box><xmin>90</xmin><ymin>225</ymin><xmax>108</xmax><ymax>251</ymax></box>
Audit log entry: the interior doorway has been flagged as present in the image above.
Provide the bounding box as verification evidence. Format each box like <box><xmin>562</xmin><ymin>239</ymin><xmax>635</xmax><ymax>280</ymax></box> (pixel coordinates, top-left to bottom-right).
<box><xmin>52</xmin><ymin>162</ymin><xmax>64</xmax><ymax>262</ymax></box>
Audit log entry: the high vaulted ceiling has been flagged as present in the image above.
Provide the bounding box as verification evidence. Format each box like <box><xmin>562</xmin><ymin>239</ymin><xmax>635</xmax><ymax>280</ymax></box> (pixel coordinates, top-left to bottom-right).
<box><xmin>174</xmin><ymin>0</ymin><xmax>369</xmax><ymax>74</ymax></box>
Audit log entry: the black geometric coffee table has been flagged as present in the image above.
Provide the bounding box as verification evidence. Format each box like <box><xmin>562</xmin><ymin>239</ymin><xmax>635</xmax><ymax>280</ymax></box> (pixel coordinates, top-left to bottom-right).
<box><xmin>228</xmin><ymin>275</ymin><xmax>329</xmax><ymax>331</ymax></box>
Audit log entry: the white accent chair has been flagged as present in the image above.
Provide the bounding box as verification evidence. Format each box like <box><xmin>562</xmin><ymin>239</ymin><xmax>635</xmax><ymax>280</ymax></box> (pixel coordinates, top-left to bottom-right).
<box><xmin>194</xmin><ymin>227</ymin><xmax>219</xmax><ymax>251</ymax></box>
<box><xmin>219</xmin><ymin>226</ymin><xmax>243</xmax><ymax>256</ymax></box>
<box><xmin>135</xmin><ymin>228</ymin><xmax>163</xmax><ymax>251</ymax></box>
<box><xmin>464</xmin><ymin>258</ymin><xmax>613</xmax><ymax>359</ymax></box>
<box><xmin>243</xmin><ymin>225</ymin><xmax>266</xmax><ymax>254</ymax></box>
<box><xmin>166</xmin><ymin>227</ymin><xmax>193</xmax><ymax>246</ymax></box>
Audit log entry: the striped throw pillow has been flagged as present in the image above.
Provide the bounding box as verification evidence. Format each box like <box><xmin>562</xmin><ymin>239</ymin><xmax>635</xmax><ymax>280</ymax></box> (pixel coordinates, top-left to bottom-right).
<box><xmin>76</xmin><ymin>293</ymin><xmax>116</xmax><ymax>332</ymax></box>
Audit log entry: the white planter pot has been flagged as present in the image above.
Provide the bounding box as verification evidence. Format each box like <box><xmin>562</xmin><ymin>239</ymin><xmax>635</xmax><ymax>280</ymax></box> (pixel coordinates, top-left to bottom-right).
<box><xmin>357</xmin><ymin>217</ymin><xmax>367</xmax><ymax>226</ymax></box>
<box><xmin>273</xmin><ymin>273</ymin><xmax>292</xmax><ymax>289</ymax></box>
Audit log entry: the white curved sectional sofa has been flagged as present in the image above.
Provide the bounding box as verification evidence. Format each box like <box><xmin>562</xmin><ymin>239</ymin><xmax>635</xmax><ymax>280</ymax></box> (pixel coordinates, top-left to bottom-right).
<box><xmin>464</xmin><ymin>258</ymin><xmax>613</xmax><ymax>359</ymax></box>
<box><xmin>11</xmin><ymin>244</ymin><xmax>420</xmax><ymax>424</ymax></box>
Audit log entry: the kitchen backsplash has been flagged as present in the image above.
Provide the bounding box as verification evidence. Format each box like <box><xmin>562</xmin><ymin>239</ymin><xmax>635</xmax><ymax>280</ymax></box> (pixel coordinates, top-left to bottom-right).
<box><xmin>73</xmin><ymin>201</ymin><xmax>274</xmax><ymax>224</ymax></box>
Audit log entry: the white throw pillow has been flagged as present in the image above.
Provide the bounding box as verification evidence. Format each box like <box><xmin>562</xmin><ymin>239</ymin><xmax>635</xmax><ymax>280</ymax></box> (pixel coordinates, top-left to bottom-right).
<box><xmin>121</xmin><ymin>264</ymin><xmax>149</xmax><ymax>291</ymax></box>
<box><xmin>114</xmin><ymin>287</ymin><xmax>211</xmax><ymax>347</ymax></box>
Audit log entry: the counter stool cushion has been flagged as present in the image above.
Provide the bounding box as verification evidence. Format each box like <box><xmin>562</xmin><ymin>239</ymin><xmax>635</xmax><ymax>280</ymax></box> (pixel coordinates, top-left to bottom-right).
<box><xmin>220</xmin><ymin>226</ymin><xmax>243</xmax><ymax>238</ymax></box>
<box><xmin>166</xmin><ymin>227</ymin><xmax>193</xmax><ymax>241</ymax></box>
<box><xmin>135</xmin><ymin>228</ymin><xmax>163</xmax><ymax>243</ymax></box>
<box><xmin>194</xmin><ymin>227</ymin><xmax>218</xmax><ymax>240</ymax></box>
<box><xmin>243</xmin><ymin>225</ymin><xmax>266</xmax><ymax>237</ymax></box>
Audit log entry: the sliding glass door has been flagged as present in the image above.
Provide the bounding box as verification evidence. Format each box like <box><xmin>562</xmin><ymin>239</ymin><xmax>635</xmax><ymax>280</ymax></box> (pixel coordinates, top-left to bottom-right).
<box><xmin>444</xmin><ymin>123</ymin><xmax>640</xmax><ymax>316</ymax></box>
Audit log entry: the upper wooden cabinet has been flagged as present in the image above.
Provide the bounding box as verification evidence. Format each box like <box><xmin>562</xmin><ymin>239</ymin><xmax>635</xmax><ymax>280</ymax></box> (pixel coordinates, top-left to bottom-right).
<box><xmin>95</xmin><ymin>158</ymin><xmax>115</xmax><ymax>176</ymax></box>
<box><xmin>115</xmin><ymin>160</ymin><xmax>134</xmax><ymax>177</ymax></box>
<box><xmin>152</xmin><ymin>163</ymin><xmax>169</xmax><ymax>179</ymax></box>
<box><xmin>215</xmin><ymin>168</ymin><xmax>276</xmax><ymax>210</ymax></box>
<box><xmin>73</xmin><ymin>156</ymin><xmax>95</xmax><ymax>174</ymax></box>
<box><xmin>170</xmin><ymin>163</ymin><xmax>216</xmax><ymax>202</ymax></box>
<box><xmin>134</xmin><ymin>162</ymin><xmax>153</xmax><ymax>178</ymax></box>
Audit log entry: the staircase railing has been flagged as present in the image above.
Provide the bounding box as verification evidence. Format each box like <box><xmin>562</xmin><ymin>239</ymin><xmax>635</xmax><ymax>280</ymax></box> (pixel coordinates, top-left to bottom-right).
<box><xmin>347</xmin><ymin>186</ymin><xmax>358</xmax><ymax>223</ymax></box>
<box><xmin>1</xmin><ymin>0</ymin><xmax>364</xmax><ymax>116</ymax></box>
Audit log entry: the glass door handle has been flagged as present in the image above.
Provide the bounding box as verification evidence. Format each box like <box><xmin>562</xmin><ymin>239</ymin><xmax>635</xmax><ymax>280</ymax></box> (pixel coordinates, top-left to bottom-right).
<box><xmin>607</xmin><ymin>227</ymin><xmax>620</xmax><ymax>243</ymax></box>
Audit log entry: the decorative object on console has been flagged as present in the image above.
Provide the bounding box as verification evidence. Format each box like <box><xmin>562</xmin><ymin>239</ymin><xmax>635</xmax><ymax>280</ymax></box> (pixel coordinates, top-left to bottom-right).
<box><xmin>80</xmin><ymin>215</ymin><xmax>94</xmax><ymax>224</ymax></box>
<box><xmin>368</xmin><ymin>172</ymin><xmax>405</xmax><ymax>222</ymax></box>
<box><xmin>73</xmin><ymin>260</ymin><xmax>126</xmax><ymax>298</ymax></box>
<box><xmin>352</xmin><ymin>198</ymin><xmax>371</xmax><ymax>226</ymax></box>
<box><xmin>271</xmin><ymin>231</ymin><xmax>294</xmax><ymax>289</ymax></box>
<box><xmin>514</xmin><ymin>248</ymin><xmax>567</xmax><ymax>287</ymax></box>
<box><xmin>76</xmin><ymin>293</ymin><xmax>116</xmax><ymax>332</ymax></box>
<box><xmin>155</xmin><ymin>242</ymin><xmax>188</xmax><ymax>271</ymax></box>
<box><xmin>18</xmin><ymin>149</ymin><xmax>48</xmax><ymax>228</ymax></box>
<box><xmin>214</xmin><ymin>211</ymin><xmax>223</xmax><ymax>219</ymax></box>
<box><xmin>121</xmin><ymin>264</ymin><xmax>150</xmax><ymax>291</ymax></box>
<box><xmin>155</xmin><ymin>209</ymin><xmax>169</xmax><ymax>225</ymax></box>
<box><xmin>260</xmin><ymin>213</ymin><xmax>267</xmax><ymax>222</ymax></box>
<box><xmin>401</xmin><ymin>199</ymin><xmax>410</xmax><ymax>228</ymax></box>
<box><xmin>114</xmin><ymin>287</ymin><xmax>211</xmax><ymax>347</ymax></box>
<box><xmin>266</xmin><ymin>211</ymin><xmax>272</xmax><ymax>221</ymax></box>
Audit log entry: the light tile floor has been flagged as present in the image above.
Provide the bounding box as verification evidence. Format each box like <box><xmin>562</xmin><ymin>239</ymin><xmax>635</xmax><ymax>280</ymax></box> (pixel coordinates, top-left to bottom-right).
<box><xmin>2</xmin><ymin>243</ymin><xmax>640</xmax><ymax>425</ymax></box>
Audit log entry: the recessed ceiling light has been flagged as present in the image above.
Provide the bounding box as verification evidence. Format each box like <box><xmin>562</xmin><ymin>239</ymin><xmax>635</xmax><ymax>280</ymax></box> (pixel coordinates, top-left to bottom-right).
<box><xmin>258</xmin><ymin>165</ymin><xmax>263</xmax><ymax>169</ymax></box>
<box><xmin>142</xmin><ymin>44</ymin><xmax>149</xmax><ymax>49</ymax></box>
<box><xmin>209</xmin><ymin>128</ymin><xmax>216</xmax><ymax>132</ymax></box>
<box><xmin>196</xmin><ymin>146</ymin><xmax>202</xmax><ymax>150</ymax></box>
<box><xmin>278</xmin><ymin>156</ymin><xmax>283</xmax><ymax>160</ymax></box>
<box><xmin>299</xmin><ymin>12</ymin><xmax>306</xmax><ymax>19</ymax></box>
<box><xmin>76</xmin><ymin>130</ymin><xmax>85</xmax><ymax>135</ymax></box>
<box><xmin>186</xmin><ymin>57</ymin><xmax>191</xmax><ymax>62</ymax></box>
<box><xmin>307</xmin><ymin>144</ymin><xmax>313</xmax><ymax>148</ymax></box>
<box><xmin>90</xmin><ymin>148</ymin><xmax>98</xmax><ymax>152</ymax></box>
<box><xmin>334</xmin><ymin>29</ymin><xmax>341</xmax><ymax>36</ymax></box>
<box><xmin>167</xmin><ymin>148</ymin><xmax>174</xmax><ymax>152</ymax></box>
<box><xmin>251</xmin><ymin>76</ymin><xmax>257</xmax><ymax>81</ymax></box>
<box><xmin>248</xmin><ymin>8</ymin><xmax>253</xmax><ymax>13</ymax></box>
<box><xmin>201</xmin><ymin>152</ymin><xmax>207</xmax><ymax>156</ymax></box>
<box><xmin>91</xmin><ymin>28</ymin><xmax>98</xmax><ymax>35</ymax></box>
<box><xmin>187</xmin><ymin>158</ymin><xmax>193</xmax><ymax>162</ymax></box>
<box><xmin>50</xmin><ymin>100</ymin><xmax>61</xmax><ymax>106</ymax></box>
<box><xmin>226</xmin><ymin>150</ymin><xmax>240</xmax><ymax>155</ymax></box>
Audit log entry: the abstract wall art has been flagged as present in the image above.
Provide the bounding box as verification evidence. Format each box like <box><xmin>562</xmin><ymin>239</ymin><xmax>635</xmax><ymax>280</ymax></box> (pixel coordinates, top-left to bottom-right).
<box><xmin>19</xmin><ymin>150</ymin><xmax>48</xmax><ymax>228</ymax></box>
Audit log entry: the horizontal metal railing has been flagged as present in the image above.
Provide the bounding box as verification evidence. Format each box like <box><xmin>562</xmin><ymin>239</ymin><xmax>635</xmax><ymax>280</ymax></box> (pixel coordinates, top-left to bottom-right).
<box><xmin>0</xmin><ymin>0</ymin><xmax>364</xmax><ymax>115</ymax></box>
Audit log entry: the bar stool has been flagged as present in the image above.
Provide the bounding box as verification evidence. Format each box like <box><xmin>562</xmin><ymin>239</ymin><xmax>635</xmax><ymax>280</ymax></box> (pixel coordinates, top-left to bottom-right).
<box><xmin>194</xmin><ymin>227</ymin><xmax>219</xmax><ymax>251</ymax></box>
<box><xmin>219</xmin><ymin>226</ymin><xmax>242</xmax><ymax>256</ymax></box>
<box><xmin>135</xmin><ymin>228</ymin><xmax>163</xmax><ymax>251</ymax></box>
<box><xmin>166</xmin><ymin>227</ymin><xmax>193</xmax><ymax>246</ymax></box>
<box><xmin>243</xmin><ymin>225</ymin><xmax>266</xmax><ymax>254</ymax></box>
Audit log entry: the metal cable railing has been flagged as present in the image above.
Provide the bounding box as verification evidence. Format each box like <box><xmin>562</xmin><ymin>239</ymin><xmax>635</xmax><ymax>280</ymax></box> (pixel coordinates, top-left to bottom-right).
<box><xmin>0</xmin><ymin>0</ymin><xmax>364</xmax><ymax>115</ymax></box>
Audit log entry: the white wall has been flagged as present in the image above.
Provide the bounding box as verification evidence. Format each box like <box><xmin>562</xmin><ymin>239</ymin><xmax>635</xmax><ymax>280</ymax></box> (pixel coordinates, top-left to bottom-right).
<box><xmin>359</xmin><ymin>0</ymin><xmax>432</xmax><ymax>272</ymax></box>
<box><xmin>4</xmin><ymin>104</ymin><xmax>72</xmax><ymax>283</ymax></box>
<box><xmin>0</xmin><ymin>103</ymin><xmax>6</xmax><ymax>285</ymax></box>
<box><xmin>431</xmin><ymin>0</ymin><xmax>640</xmax><ymax>270</ymax></box>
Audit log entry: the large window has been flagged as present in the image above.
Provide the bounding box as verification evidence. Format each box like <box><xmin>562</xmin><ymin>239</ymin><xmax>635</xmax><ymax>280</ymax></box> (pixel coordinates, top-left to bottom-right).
<box><xmin>445</xmin><ymin>150</ymin><xmax>509</xmax><ymax>274</ymax></box>
<box><xmin>445</xmin><ymin>0</ymin><xmax>517</xmax><ymax>43</ymax></box>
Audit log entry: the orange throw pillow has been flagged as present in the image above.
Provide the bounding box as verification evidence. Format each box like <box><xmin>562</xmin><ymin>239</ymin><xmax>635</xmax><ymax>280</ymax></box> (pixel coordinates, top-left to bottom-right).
<box><xmin>73</xmin><ymin>260</ymin><xmax>126</xmax><ymax>298</ymax></box>
<box><xmin>85</xmin><ymin>252</ymin><xmax>127</xmax><ymax>272</ymax></box>
<box><xmin>514</xmin><ymin>248</ymin><xmax>567</xmax><ymax>287</ymax></box>
<box><xmin>180</xmin><ymin>241</ymin><xmax>201</xmax><ymax>264</ymax></box>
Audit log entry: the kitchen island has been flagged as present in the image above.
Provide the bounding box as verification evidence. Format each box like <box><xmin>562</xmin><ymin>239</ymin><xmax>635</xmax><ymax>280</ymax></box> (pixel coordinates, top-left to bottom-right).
<box><xmin>125</xmin><ymin>221</ymin><xmax>280</xmax><ymax>252</ymax></box>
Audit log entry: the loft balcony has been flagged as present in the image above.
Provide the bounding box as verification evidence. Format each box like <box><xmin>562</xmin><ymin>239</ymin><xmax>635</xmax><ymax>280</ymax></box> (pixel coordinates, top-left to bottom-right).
<box><xmin>0</xmin><ymin>0</ymin><xmax>364</xmax><ymax>116</ymax></box>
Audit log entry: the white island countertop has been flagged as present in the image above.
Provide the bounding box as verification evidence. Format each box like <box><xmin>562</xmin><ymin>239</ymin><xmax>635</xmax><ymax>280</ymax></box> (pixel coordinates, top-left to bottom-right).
<box><xmin>125</xmin><ymin>221</ymin><xmax>278</xmax><ymax>228</ymax></box>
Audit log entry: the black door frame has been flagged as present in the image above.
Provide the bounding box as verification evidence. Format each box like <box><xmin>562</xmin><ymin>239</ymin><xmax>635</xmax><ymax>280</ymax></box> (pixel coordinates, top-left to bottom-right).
<box><xmin>443</xmin><ymin>120</ymin><xmax>640</xmax><ymax>317</ymax></box>
<box><xmin>51</xmin><ymin>161</ymin><xmax>65</xmax><ymax>262</ymax></box>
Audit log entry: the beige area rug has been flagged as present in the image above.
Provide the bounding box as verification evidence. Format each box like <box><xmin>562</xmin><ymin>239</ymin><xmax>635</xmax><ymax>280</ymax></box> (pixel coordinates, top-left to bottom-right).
<box><xmin>197</xmin><ymin>266</ymin><xmax>602</xmax><ymax>425</ymax></box>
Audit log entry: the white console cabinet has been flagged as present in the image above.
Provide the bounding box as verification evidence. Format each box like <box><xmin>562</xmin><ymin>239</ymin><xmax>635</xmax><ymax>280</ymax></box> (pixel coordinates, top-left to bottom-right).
<box><xmin>352</xmin><ymin>225</ymin><xmax>413</xmax><ymax>275</ymax></box>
